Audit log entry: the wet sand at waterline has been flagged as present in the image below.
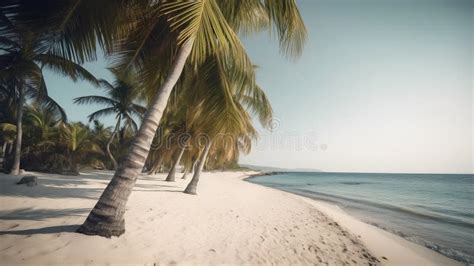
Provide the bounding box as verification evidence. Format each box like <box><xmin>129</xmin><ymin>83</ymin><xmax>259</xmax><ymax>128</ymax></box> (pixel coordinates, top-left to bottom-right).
<box><xmin>0</xmin><ymin>171</ymin><xmax>459</xmax><ymax>265</ymax></box>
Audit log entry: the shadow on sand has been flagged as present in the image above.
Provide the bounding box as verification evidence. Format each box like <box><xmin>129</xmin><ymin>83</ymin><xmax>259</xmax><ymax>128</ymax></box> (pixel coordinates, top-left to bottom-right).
<box><xmin>0</xmin><ymin>171</ymin><xmax>183</xmax><ymax>236</ymax></box>
<box><xmin>0</xmin><ymin>224</ymin><xmax>80</xmax><ymax>235</ymax></box>
<box><xmin>0</xmin><ymin>171</ymin><xmax>179</xmax><ymax>200</ymax></box>
<box><xmin>0</xmin><ymin>207</ymin><xmax>90</xmax><ymax>221</ymax></box>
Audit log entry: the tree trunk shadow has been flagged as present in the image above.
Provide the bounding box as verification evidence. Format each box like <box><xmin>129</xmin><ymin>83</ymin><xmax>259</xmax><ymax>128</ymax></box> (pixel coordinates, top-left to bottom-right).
<box><xmin>0</xmin><ymin>224</ymin><xmax>80</xmax><ymax>235</ymax></box>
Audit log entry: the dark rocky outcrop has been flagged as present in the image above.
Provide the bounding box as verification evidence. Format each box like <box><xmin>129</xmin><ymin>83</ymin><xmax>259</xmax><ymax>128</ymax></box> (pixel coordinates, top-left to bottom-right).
<box><xmin>248</xmin><ymin>171</ymin><xmax>283</xmax><ymax>178</ymax></box>
<box><xmin>16</xmin><ymin>175</ymin><xmax>38</xmax><ymax>186</ymax></box>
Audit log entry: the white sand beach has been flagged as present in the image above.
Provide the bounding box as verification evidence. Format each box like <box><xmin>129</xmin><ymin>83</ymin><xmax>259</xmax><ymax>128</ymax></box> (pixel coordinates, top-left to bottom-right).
<box><xmin>0</xmin><ymin>171</ymin><xmax>460</xmax><ymax>265</ymax></box>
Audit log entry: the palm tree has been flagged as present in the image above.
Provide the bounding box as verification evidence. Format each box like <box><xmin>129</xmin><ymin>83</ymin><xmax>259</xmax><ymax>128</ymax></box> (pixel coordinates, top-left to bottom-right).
<box><xmin>80</xmin><ymin>1</ymin><xmax>305</xmax><ymax>237</ymax></box>
<box><xmin>89</xmin><ymin>120</ymin><xmax>113</xmax><ymax>170</ymax></box>
<box><xmin>0</xmin><ymin>87</ymin><xmax>17</xmax><ymax>159</ymax></box>
<box><xmin>59</xmin><ymin>122</ymin><xmax>102</xmax><ymax>173</ymax></box>
<box><xmin>0</xmin><ymin>13</ymin><xmax>98</xmax><ymax>175</ymax></box>
<box><xmin>181</xmin><ymin>57</ymin><xmax>269</xmax><ymax>194</ymax></box>
<box><xmin>184</xmin><ymin>139</ymin><xmax>213</xmax><ymax>194</ymax></box>
<box><xmin>74</xmin><ymin>70</ymin><xmax>146</xmax><ymax>169</ymax></box>
<box><xmin>3</xmin><ymin>0</ymin><xmax>306</xmax><ymax>237</ymax></box>
<box><xmin>143</xmin><ymin>87</ymin><xmax>189</xmax><ymax>180</ymax></box>
<box><xmin>0</xmin><ymin>123</ymin><xmax>15</xmax><ymax>158</ymax></box>
<box><xmin>90</xmin><ymin>120</ymin><xmax>112</xmax><ymax>149</ymax></box>
<box><xmin>24</xmin><ymin>103</ymin><xmax>65</xmax><ymax>141</ymax></box>
<box><xmin>165</xmin><ymin>143</ymin><xmax>187</xmax><ymax>181</ymax></box>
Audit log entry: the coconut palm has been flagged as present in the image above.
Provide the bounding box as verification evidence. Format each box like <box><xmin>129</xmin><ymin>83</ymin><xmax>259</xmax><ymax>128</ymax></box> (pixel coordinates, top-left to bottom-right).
<box><xmin>90</xmin><ymin>120</ymin><xmax>112</xmax><ymax>149</ymax></box>
<box><xmin>88</xmin><ymin>120</ymin><xmax>113</xmax><ymax>170</ymax></box>
<box><xmin>0</xmin><ymin>123</ymin><xmax>15</xmax><ymax>158</ymax></box>
<box><xmin>181</xmin><ymin>58</ymin><xmax>267</xmax><ymax>195</ymax></box>
<box><xmin>0</xmin><ymin>87</ymin><xmax>17</xmax><ymax>158</ymax></box>
<box><xmin>59</xmin><ymin>122</ymin><xmax>102</xmax><ymax>173</ymax></box>
<box><xmin>18</xmin><ymin>103</ymin><xmax>69</xmax><ymax>172</ymax></box>
<box><xmin>73</xmin><ymin>70</ymin><xmax>146</xmax><ymax>169</ymax></box>
<box><xmin>80</xmin><ymin>1</ymin><xmax>304</xmax><ymax>237</ymax></box>
<box><xmin>0</xmin><ymin>13</ymin><xmax>98</xmax><ymax>175</ymax></box>
<box><xmin>144</xmin><ymin>88</ymin><xmax>189</xmax><ymax>180</ymax></box>
<box><xmin>24</xmin><ymin>103</ymin><xmax>64</xmax><ymax>141</ymax></box>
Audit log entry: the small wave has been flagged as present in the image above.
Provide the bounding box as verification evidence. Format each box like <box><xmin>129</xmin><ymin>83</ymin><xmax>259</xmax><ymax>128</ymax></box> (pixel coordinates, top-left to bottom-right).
<box><xmin>338</xmin><ymin>181</ymin><xmax>370</xmax><ymax>185</ymax></box>
<box><xmin>248</xmin><ymin>181</ymin><xmax>310</xmax><ymax>188</ymax></box>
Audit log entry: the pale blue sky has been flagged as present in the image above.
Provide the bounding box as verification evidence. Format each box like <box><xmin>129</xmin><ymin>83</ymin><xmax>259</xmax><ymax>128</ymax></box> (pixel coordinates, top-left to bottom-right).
<box><xmin>43</xmin><ymin>0</ymin><xmax>473</xmax><ymax>174</ymax></box>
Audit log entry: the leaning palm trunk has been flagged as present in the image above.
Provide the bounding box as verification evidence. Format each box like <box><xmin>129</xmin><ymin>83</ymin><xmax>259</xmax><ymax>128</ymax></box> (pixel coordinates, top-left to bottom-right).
<box><xmin>181</xmin><ymin>167</ymin><xmax>189</xmax><ymax>179</ymax></box>
<box><xmin>2</xmin><ymin>142</ymin><xmax>7</xmax><ymax>156</ymax></box>
<box><xmin>192</xmin><ymin>158</ymin><xmax>198</xmax><ymax>173</ymax></box>
<box><xmin>184</xmin><ymin>140</ymin><xmax>212</xmax><ymax>195</ymax></box>
<box><xmin>77</xmin><ymin>40</ymin><xmax>193</xmax><ymax>237</ymax></box>
<box><xmin>11</xmin><ymin>86</ymin><xmax>24</xmax><ymax>175</ymax></box>
<box><xmin>165</xmin><ymin>145</ymin><xmax>186</xmax><ymax>182</ymax></box>
<box><xmin>7</xmin><ymin>141</ymin><xmax>13</xmax><ymax>155</ymax></box>
<box><xmin>69</xmin><ymin>152</ymin><xmax>78</xmax><ymax>173</ymax></box>
<box><xmin>148</xmin><ymin>156</ymin><xmax>163</xmax><ymax>175</ymax></box>
<box><xmin>106</xmin><ymin>117</ymin><xmax>121</xmax><ymax>170</ymax></box>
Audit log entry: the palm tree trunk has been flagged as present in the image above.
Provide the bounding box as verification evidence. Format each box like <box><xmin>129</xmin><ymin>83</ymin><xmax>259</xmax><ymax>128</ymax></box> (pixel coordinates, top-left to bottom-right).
<box><xmin>70</xmin><ymin>153</ymin><xmax>78</xmax><ymax>173</ymax></box>
<box><xmin>181</xmin><ymin>167</ymin><xmax>189</xmax><ymax>179</ymax></box>
<box><xmin>184</xmin><ymin>140</ymin><xmax>212</xmax><ymax>195</ymax></box>
<box><xmin>11</xmin><ymin>86</ymin><xmax>24</xmax><ymax>175</ymax></box>
<box><xmin>7</xmin><ymin>141</ymin><xmax>13</xmax><ymax>155</ymax></box>
<box><xmin>77</xmin><ymin>40</ymin><xmax>194</xmax><ymax>238</ymax></box>
<box><xmin>147</xmin><ymin>155</ymin><xmax>163</xmax><ymax>175</ymax></box>
<box><xmin>106</xmin><ymin>117</ymin><xmax>121</xmax><ymax>170</ymax></box>
<box><xmin>165</xmin><ymin>145</ymin><xmax>186</xmax><ymax>182</ymax></box>
<box><xmin>192</xmin><ymin>158</ymin><xmax>198</xmax><ymax>173</ymax></box>
<box><xmin>2</xmin><ymin>142</ymin><xmax>6</xmax><ymax>156</ymax></box>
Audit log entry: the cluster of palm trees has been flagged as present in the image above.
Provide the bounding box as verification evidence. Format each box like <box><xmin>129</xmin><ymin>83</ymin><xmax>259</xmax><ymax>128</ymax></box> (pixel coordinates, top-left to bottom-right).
<box><xmin>0</xmin><ymin>0</ymin><xmax>306</xmax><ymax>238</ymax></box>
<box><xmin>0</xmin><ymin>95</ymin><xmax>140</xmax><ymax>175</ymax></box>
<box><xmin>0</xmin><ymin>102</ymin><xmax>106</xmax><ymax>174</ymax></box>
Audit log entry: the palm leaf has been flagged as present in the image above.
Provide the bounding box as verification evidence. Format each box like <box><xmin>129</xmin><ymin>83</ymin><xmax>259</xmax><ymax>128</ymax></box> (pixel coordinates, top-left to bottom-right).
<box><xmin>262</xmin><ymin>0</ymin><xmax>307</xmax><ymax>58</ymax></box>
<box><xmin>86</xmin><ymin>107</ymin><xmax>116</xmax><ymax>122</ymax></box>
<box><xmin>35</xmin><ymin>53</ymin><xmax>99</xmax><ymax>85</ymax></box>
<box><xmin>73</xmin><ymin>95</ymin><xmax>117</xmax><ymax>107</ymax></box>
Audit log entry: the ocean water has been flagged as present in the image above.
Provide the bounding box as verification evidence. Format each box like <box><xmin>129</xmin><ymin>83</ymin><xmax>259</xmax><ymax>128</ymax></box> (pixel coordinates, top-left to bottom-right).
<box><xmin>246</xmin><ymin>172</ymin><xmax>474</xmax><ymax>264</ymax></box>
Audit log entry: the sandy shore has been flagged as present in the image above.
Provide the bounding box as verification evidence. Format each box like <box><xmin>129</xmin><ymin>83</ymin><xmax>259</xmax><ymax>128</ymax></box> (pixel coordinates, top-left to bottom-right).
<box><xmin>0</xmin><ymin>170</ymin><xmax>460</xmax><ymax>265</ymax></box>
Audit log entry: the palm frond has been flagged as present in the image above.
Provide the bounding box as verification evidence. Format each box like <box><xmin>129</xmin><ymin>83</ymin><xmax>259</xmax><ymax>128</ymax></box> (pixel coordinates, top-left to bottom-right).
<box><xmin>0</xmin><ymin>122</ymin><xmax>17</xmax><ymax>133</ymax></box>
<box><xmin>262</xmin><ymin>0</ymin><xmax>307</xmax><ymax>58</ymax></box>
<box><xmin>73</xmin><ymin>95</ymin><xmax>117</xmax><ymax>107</ymax></box>
<box><xmin>1</xmin><ymin>0</ymin><xmax>130</xmax><ymax>63</ymax></box>
<box><xmin>239</xmin><ymin>84</ymin><xmax>273</xmax><ymax>129</ymax></box>
<box><xmin>98</xmin><ymin>79</ymin><xmax>115</xmax><ymax>92</ymax></box>
<box><xmin>86</xmin><ymin>107</ymin><xmax>116</xmax><ymax>121</ymax></box>
<box><xmin>28</xmin><ymin>87</ymin><xmax>68</xmax><ymax>122</ymax></box>
<box><xmin>217</xmin><ymin>0</ymin><xmax>269</xmax><ymax>35</ymax></box>
<box><xmin>35</xmin><ymin>53</ymin><xmax>99</xmax><ymax>86</ymax></box>
<box><xmin>161</xmin><ymin>0</ymin><xmax>254</xmax><ymax>80</ymax></box>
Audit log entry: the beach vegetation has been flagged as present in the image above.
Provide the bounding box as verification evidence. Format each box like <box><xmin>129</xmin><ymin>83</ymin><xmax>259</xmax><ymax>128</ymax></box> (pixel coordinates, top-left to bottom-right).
<box><xmin>0</xmin><ymin>0</ymin><xmax>306</xmax><ymax>237</ymax></box>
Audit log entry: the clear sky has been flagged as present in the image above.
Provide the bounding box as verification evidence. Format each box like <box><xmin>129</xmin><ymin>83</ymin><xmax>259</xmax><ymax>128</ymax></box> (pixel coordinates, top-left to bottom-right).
<box><xmin>43</xmin><ymin>0</ymin><xmax>473</xmax><ymax>174</ymax></box>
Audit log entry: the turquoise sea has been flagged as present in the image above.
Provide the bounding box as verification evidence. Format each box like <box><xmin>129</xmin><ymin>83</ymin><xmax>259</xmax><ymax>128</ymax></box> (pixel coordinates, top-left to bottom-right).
<box><xmin>246</xmin><ymin>172</ymin><xmax>474</xmax><ymax>264</ymax></box>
